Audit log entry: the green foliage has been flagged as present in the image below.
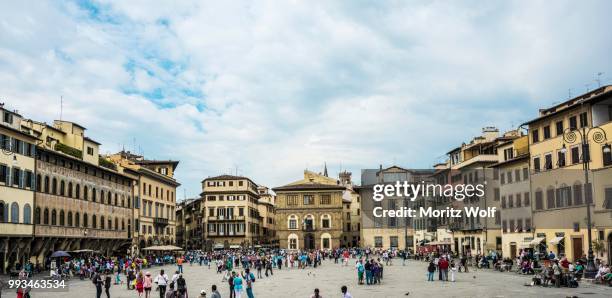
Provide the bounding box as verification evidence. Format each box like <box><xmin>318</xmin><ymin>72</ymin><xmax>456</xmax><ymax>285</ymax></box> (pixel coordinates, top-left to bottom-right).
<box><xmin>54</xmin><ymin>143</ymin><xmax>82</xmax><ymax>159</ymax></box>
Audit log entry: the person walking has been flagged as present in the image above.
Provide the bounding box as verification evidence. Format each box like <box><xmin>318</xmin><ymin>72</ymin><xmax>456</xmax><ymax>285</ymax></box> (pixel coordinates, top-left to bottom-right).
<box><xmin>136</xmin><ymin>272</ymin><xmax>145</xmax><ymax>297</ymax></box>
<box><xmin>93</xmin><ymin>270</ymin><xmax>104</xmax><ymax>298</ymax></box>
<box><xmin>228</xmin><ymin>271</ymin><xmax>236</xmax><ymax>298</ymax></box>
<box><xmin>176</xmin><ymin>274</ymin><xmax>187</xmax><ymax>298</ymax></box>
<box><xmin>243</xmin><ymin>269</ymin><xmax>255</xmax><ymax>298</ymax></box>
<box><xmin>104</xmin><ymin>270</ymin><xmax>112</xmax><ymax>298</ymax></box>
<box><xmin>144</xmin><ymin>272</ymin><xmax>154</xmax><ymax>298</ymax></box>
<box><xmin>233</xmin><ymin>271</ymin><xmax>244</xmax><ymax>298</ymax></box>
<box><xmin>156</xmin><ymin>269</ymin><xmax>169</xmax><ymax>298</ymax></box>
<box><xmin>439</xmin><ymin>257</ymin><xmax>449</xmax><ymax>281</ymax></box>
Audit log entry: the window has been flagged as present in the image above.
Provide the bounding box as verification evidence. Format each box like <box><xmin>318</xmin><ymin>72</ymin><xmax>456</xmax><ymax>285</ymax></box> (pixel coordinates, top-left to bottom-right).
<box><xmin>288</xmin><ymin>215</ymin><xmax>298</xmax><ymax>230</ymax></box>
<box><xmin>508</xmin><ymin>195</ymin><xmax>514</xmax><ymax>208</ymax></box>
<box><xmin>543</xmin><ymin>125</ymin><xmax>551</xmax><ymax>139</ymax></box>
<box><xmin>579</xmin><ymin>112</ymin><xmax>588</xmax><ymax>128</ymax></box>
<box><xmin>516</xmin><ymin>193</ymin><xmax>522</xmax><ymax>207</ymax></box>
<box><xmin>604</xmin><ymin>145</ymin><xmax>612</xmax><ymax>167</ymax></box>
<box><xmin>23</xmin><ymin>204</ymin><xmax>31</xmax><ymax>224</ymax></box>
<box><xmin>523</xmin><ymin>167</ymin><xmax>528</xmax><ymax>180</ymax></box>
<box><xmin>507</xmin><ymin>171</ymin><xmax>513</xmax><ymax>183</ymax></box>
<box><xmin>303</xmin><ymin>195</ymin><xmax>314</xmax><ymax>205</ymax></box>
<box><xmin>502</xmin><ymin>220</ymin><xmax>507</xmax><ymax>232</ymax></box>
<box><xmin>10</xmin><ymin>202</ymin><xmax>19</xmax><ymax>223</ymax></box>
<box><xmin>557</xmin><ymin>150</ymin><xmax>566</xmax><ymax>167</ymax></box>
<box><xmin>515</xmin><ymin>169</ymin><xmax>521</xmax><ymax>182</ymax></box>
<box><xmin>320</xmin><ymin>195</ymin><xmax>331</xmax><ymax>205</ymax></box>
<box><xmin>556</xmin><ymin>186</ymin><xmax>571</xmax><ymax>208</ymax></box>
<box><xmin>494</xmin><ymin>188</ymin><xmax>500</xmax><ymax>201</ymax></box>
<box><xmin>500</xmin><ymin>172</ymin><xmax>505</xmax><ymax>184</ymax></box>
<box><xmin>573</xmin><ymin>184</ymin><xmax>583</xmax><ymax>205</ymax></box>
<box><xmin>390</xmin><ymin>236</ymin><xmax>399</xmax><ymax>248</ymax></box>
<box><xmin>556</xmin><ymin>121</ymin><xmax>564</xmax><ymax>136</ymax></box>
<box><xmin>535</xmin><ymin>190</ymin><xmax>543</xmax><ymax>210</ymax></box>
<box><xmin>544</xmin><ymin>154</ymin><xmax>553</xmax><ymax>170</ymax></box>
<box><xmin>501</xmin><ymin>196</ymin><xmax>506</xmax><ymax>208</ymax></box>
<box><xmin>585</xmin><ymin>183</ymin><xmax>593</xmax><ymax>204</ymax></box>
<box><xmin>524</xmin><ymin>192</ymin><xmax>530</xmax><ymax>206</ymax></box>
<box><xmin>503</xmin><ymin>148</ymin><xmax>513</xmax><ymax>161</ymax></box>
<box><xmin>569</xmin><ymin>115</ymin><xmax>577</xmax><ymax>130</ymax></box>
<box><xmin>289</xmin><ymin>236</ymin><xmax>297</xmax><ymax>250</ymax></box>
<box><xmin>604</xmin><ymin>187</ymin><xmax>612</xmax><ymax>209</ymax></box>
<box><xmin>533</xmin><ymin>157</ymin><xmax>541</xmax><ymax>172</ymax></box>
<box><xmin>287</xmin><ymin>195</ymin><xmax>298</xmax><ymax>206</ymax></box>
<box><xmin>374</xmin><ymin>236</ymin><xmax>383</xmax><ymax>248</ymax></box>
<box><xmin>321</xmin><ymin>214</ymin><xmax>331</xmax><ymax>229</ymax></box>
<box><xmin>532</xmin><ymin>129</ymin><xmax>539</xmax><ymax>143</ymax></box>
<box><xmin>525</xmin><ymin>219</ymin><xmax>531</xmax><ymax>231</ymax></box>
<box><xmin>546</xmin><ymin>188</ymin><xmax>555</xmax><ymax>209</ymax></box>
<box><xmin>87</xmin><ymin>147</ymin><xmax>94</xmax><ymax>155</ymax></box>
<box><xmin>571</xmin><ymin>146</ymin><xmax>580</xmax><ymax>164</ymax></box>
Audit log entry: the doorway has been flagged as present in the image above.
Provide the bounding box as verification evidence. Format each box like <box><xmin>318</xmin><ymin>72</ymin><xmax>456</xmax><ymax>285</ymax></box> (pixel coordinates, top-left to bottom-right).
<box><xmin>572</xmin><ymin>237</ymin><xmax>583</xmax><ymax>262</ymax></box>
<box><xmin>305</xmin><ymin>233</ymin><xmax>315</xmax><ymax>250</ymax></box>
<box><xmin>510</xmin><ymin>243</ymin><xmax>517</xmax><ymax>259</ymax></box>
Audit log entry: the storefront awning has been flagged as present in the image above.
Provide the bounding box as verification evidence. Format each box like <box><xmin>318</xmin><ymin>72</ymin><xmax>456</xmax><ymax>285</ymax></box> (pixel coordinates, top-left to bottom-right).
<box><xmin>229</xmin><ymin>245</ymin><xmax>241</xmax><ymax>249</ymax></box>
<box><xmin>549</xmin><ymin>236</ymin><xmax>564</xmax><ymax>245</ymax></box>
<box><xmin>529</xmin><ymin>237</ymin><xmax>545</xmax><ymax>246</ymax></box>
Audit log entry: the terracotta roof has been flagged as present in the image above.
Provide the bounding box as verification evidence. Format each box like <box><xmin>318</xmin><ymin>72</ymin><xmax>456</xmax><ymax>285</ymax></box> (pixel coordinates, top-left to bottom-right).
<box><xmin>202</xmin><ymin>174</ymin><xmax>258</xmax><ymax>186</ymax></box>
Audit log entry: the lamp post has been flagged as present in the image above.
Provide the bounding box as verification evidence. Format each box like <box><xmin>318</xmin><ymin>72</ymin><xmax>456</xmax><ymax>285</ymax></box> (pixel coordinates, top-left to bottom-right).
<box><xmin>560</xmin><ymin>126</ymin><xmax>610</xmax><ymax>278</ymax></box>
<box><xmin>1</xmin><ymin>138</ymin><xmax>18</xmax><ymax>165</ymax></box>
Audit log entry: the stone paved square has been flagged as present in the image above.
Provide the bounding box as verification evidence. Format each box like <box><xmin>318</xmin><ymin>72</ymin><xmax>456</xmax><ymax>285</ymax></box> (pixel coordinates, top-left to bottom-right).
<box><xmin>25</xmin><ymin>259</ymin><xmax>610</xmax><ymax>298</ymax></box>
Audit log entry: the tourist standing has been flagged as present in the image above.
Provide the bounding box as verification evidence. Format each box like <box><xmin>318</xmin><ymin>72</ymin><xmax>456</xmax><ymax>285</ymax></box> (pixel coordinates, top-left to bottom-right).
<box><xmin>427</xmin><ymin>261</ymin><xmax>435</xmax><ymax>282</ymax></box>
<box><xmin>233</xmin><ymin>271</ymin><xmax>244</xmax><ymax>298</ymax></box>
<box><xmin>144</xmin><ymin>272</ymin><xmax>153</xmax><ymax>298</ymax></box>
<box><xmin>340</xmin><ymin>286</ymin><xmax>352</xmax><ymax>298</ymax></box>
<box><xmin>310</xmin><ymin>288</ymin><xmax>322</xmax><ymax>298</ymax></box>
<box><xmin>210</xmin><ymin>284</ymin><xmax>221</xmax><ymax>298</ymax></box>
<box><xmin>228</xmin><ymin>271</ymin><xmax>236</xmax><ymax>298</ymax></box>
<box><xmin>104</xmin><ymin>270</ymin><xmax>112</xmax><ymax>298</ymax></box>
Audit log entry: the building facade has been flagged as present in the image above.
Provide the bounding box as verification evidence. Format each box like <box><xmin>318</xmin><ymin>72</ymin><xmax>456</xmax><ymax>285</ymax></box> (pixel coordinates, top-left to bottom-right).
<box><xmin>108</xmin><ymin>151</ymin><xmax>180</xmax><ymax>253</ymax></box>
<box><xmin>201</xmin><ymin>175</ymin><xmax>262</xmax><ymax>250</ymax></box>
<box><xmin>175</xmin><ymin>198</ymin><xmax>203</xmax><ymax>250</ymax></box>
<box><xmin>274</xmin><ymin>170</ymin><xmax>345</xmax><ymax>250</ymax></box>
<box><xmin>339</xmin><ymin>171</ymin><xmax>361</xmax><ymax>248</ymax></box>
<box><xmin>0</xmin><ymin>106</ymin><xmax>37</xmax><ymax>273</ymax></box>
<box><xmin>524</xmin><ymin>85</ymin><xmax>612</xmax><ymax>263</ymax></box>
<box><xmin>257</xmin><ymin>186</ymin><xmax>277</xmax><ymax>247</ymax></box>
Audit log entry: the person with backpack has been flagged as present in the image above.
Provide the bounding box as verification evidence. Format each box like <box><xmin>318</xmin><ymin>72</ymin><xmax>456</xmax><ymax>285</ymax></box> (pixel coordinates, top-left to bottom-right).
<box><xmin>243</xmin><ymin>268</ymin><xmax>255</xmax><ymax>298</ymax></box>
<box><xmin>228</xmin><ymin>271</ymin><xmax>236</xmax><ymax>298</ymax></box>
<box><xmin>176</xmin><ymin>274</ymin><xmax>187</xmax><ymax>298</ymax></box>
<box><xmin>233</xmin><ymin>271</ymin><xmax>244</xmax><ymax>298</ymax></box>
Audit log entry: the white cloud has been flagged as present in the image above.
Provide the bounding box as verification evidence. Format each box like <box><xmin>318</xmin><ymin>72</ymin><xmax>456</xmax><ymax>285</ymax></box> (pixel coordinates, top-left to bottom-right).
<box><xmin>1</xmin><ymin>0</ymin><xmax>612</xmax><ymax>197</ymax></box>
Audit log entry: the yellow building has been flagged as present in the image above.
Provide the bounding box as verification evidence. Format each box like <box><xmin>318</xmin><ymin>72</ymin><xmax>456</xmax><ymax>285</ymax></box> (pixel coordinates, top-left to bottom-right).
<box><xmin>274</xmin><ymin>170</ymin><xmax>345</xmax><ymax>250</ymax></box>
<box><xmin>201</xmin><ymin>175</ymin><xmax>262</xmax><ymax>249</ymax></box>
<box><xmin>490</xmin><ymin>135</ymin><xmax>533</xmax><ymax>259</ymax></box>
<box><xmin>523</xmin><ymin>85</ymin><xmax>612</xmax><ymax>263</ymax></box>
<box><xmin>0</xmin><ymin>105</ymin><xmax>37</xmax><ymax>273</ymax></box>
<box><xmin>109</xmin><ymin>151</ymin><xmax>180</xmax><ymax>253</ymax></box>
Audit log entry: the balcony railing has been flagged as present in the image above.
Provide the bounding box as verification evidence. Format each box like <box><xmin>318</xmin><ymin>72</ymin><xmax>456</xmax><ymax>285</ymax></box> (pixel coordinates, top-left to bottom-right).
<box><xmin>154</xmin><ymin>217</ymin><xmax>169</xmax><ymax>226</ymax></box>
<box><xmin>207</xmin><ymin>230</ymin><xmax>246</xmax><ymax>237</ymax></box>
<box><xmin>35</xmin><ymin>225</ymin><xmax>128</xmax><ymax>239</ymax></box>
<box><xmin>302</xmin><ymin>226</ymin><xmax>315</xmax><ymax>232</ymax></box>
<box><xmin>207</xmin><ymin>216</ymin><xmax>245</xmax><ymax>221</ymax></box>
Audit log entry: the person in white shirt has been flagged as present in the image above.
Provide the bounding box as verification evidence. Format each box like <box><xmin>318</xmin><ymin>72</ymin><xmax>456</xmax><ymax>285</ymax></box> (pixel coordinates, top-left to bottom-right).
<box><xmin>156</xmin><ymin>269</ymin><xmax>169</xmax><ymax>298</ymax></box>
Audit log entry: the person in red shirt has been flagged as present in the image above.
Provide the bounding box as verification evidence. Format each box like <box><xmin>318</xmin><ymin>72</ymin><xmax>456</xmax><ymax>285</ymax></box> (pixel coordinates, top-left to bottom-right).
<box><xmin>438</xmin><ymin>257</ymin><xmax>449</xmax><ymax>281</ymax></box>
<box><xmin>177</xmin><ymin>256</ymin><xmax>184</xmax><ymax>273</ymax></box>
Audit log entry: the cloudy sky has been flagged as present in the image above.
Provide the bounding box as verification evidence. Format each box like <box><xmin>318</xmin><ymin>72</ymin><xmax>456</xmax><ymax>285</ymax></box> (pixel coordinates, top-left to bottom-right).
<box><xmin>1</xmin><ymin>0</ymin><xmax>612</xmax><ymax>198</ymax></box>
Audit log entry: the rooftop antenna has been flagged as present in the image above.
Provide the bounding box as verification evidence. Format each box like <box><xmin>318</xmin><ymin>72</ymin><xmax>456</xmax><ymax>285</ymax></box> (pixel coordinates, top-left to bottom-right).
<box><xmin>595</xmin><ymin>72</ymin><xmax>604</xmax><ymax>88</ymax></box>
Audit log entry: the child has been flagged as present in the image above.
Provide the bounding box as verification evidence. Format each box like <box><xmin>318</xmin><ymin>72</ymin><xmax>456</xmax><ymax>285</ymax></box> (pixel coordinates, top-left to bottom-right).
<box><xmin>450</xmin><ymin>261</ymin><xmax>457</xmax><ymax>282</ymax></box>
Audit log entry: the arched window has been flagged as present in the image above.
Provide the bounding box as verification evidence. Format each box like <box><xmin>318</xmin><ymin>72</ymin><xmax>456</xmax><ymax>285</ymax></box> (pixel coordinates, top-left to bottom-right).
<box><xmin>52</xmin><ymin>178</ymin><xmax>57</xmax><ymax>194</ymax></box>
<box><xmin>10</xmin><ymin>202</ymin><xmax>19</xmax><ymax>223</ymax></box>
<box><xmin>36</xmin><ymin>174</ymin><xmax>42</xmax><ymax>191</ymax></box>
<box><xmin>320</xmin><ymin>232</ymin><xmax>332</xmax><ymax>249</ymax></box>
<box><xmin>60</xmin><ymin>210</ymin><xmax>66</xmax><ymax>226</ymax></box>
<box><xmin>114</xmin><ymin>193</ymin><xmax>118</xmax><ymax>206</ymax></box>
<box><xmin>92</xmin><ymin>188</ymin><xmax>97</xmax><ymax>202</ymax></box>
<box><xmin>34</xmin><ymin>207</ymin><xmax>41</xmax><ymax>224</ymax></box>
<box><xmin>115</xmin><ymin>218</ymin><xmax>118</xmax><ymax>230</ymax></box>
<box><xmin>43</xmin><ymin>208</ymin><xmax>49</xmax><ymax>225</ymax></box>
<box><xmin>121</xmin><ymin>195</ymin><xmax>125</xmax><ymax>207</ymax></box>
<box><xmin>44</xmin><ymin>176</ymin><xmax>49</xmax><ymax>193</ymax></box>
<box><xmin>321</xmin><ymin>214</ymin><xmax>331</xmax><ymax>229</ymax></box>
<box><xmin>67</xmin><ymin>182</ymin><xmax>73</xmax><ymax>197</ymax></box>
<box><xmin>92</xmin><ymin>215</ymin><xmax>97</xmax><ymax>229</ymax></box>
<box><xmin>108</xmin><ymin>218</ymin><xmax>112</xmax><ymax>230</ymax></box>
<box><xmin>304</xmin><ymin>214</ymin><xmax>315</xmax><ymax>230</ymax></box>
<box><xmin>51</xmin><ymin>209</ymin><xmax>57</xmax><ymax>225</ymax></box>
<box><xmin>75</xmin><ymin>212</ymin><xmax>80</xmax><ymax>227</ymax></box>
<box><xmin>288</xmin><ymin>214</ymin><xmax>298</xmax><ymax>230</ymax></box>
<box><xmin>67</xmin><ymin>211</ymin><xmax>73</xmax><ymax>226</ymax></box>
<box><xmin>23</xmin><ymin>204</ymin><xmax>31</xmax><ymax>224</ymax></box>
<box><xmin>127</xmin><ymin>197</ymin><xmax>131</xmax><ymax>208</ymax></box>
<box><xmin>84</xmin><ymin>186</ymin><xmax>89</xmax><ymax>201</ymax></box>
<box><xmin>59</xmin><ymin>180</ymin><xmax>65</xmax><ymax>196</ymax></box>
<box><xmin>101</xmin><ymin>216</ymin><xmax>105</xmax><ymax>229</ymax></box>
<box><xmin>100</xmin><ymin>190</ymin><xmax>104</xmax><ymax>203</ymax></box>
<box><xmin>83</xmin><ymin>213</ymin><xmax>88</xmax><ymax>228</ymax></box>
<box><xmin>122</xmin><ymin>219</ymin><xmax>125</xmax><ymax>230</ymax></box>
<box><xmin>108</xmin><ymin>192</ymin><xmax>112</xmax><ymax>205</ymax></box>
<box><xmin>75</xmin><ymin>184</ymin><xmax>80</xmax><ymax>199</ymax></box>
<box><xmin>288</xmin><ymin>233</ymin><xmax>299</xmax><ymax>250</ymax></box>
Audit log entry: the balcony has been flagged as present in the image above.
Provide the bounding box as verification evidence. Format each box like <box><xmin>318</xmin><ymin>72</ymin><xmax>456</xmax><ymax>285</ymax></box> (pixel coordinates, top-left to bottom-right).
<box><xmin>302</xmin><ymin>225</ymin><xmax>316</xmax><ymax>232</ymax></box>
<box><xmin>207</xmin><ymin>230</ymin><xmax>246</xmax><ymax>237</ymax></box>
<box><xmin>207</xmin><ymin>216</ymin><xmax>245</xmax><ymax>221</ymax></box>
<box><xmin>153</xmin><ymin>217</ymin><xmax>169</xmax><ymax>226</ymax></box>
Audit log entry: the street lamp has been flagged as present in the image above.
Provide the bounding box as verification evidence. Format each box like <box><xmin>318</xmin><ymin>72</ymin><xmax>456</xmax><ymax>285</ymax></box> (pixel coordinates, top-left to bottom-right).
<box><xmin>1</xmin><ymin>138</ymin><xmax>17</xmax><ymax>165</ymax></box>
<box><xmin>561</xmin><ymin>126</ymin><xmax>607</xmax><ymax>279</ymax></box>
